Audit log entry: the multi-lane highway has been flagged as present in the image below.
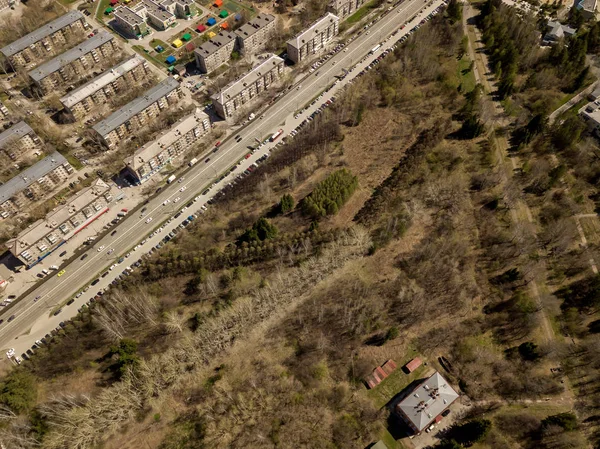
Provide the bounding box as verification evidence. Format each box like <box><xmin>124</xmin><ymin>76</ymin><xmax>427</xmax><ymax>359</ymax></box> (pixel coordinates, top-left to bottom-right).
<box><xmin>0</xmin><ymin>0</ymin><xmax>445</xmax><ymax>360</ymax></box>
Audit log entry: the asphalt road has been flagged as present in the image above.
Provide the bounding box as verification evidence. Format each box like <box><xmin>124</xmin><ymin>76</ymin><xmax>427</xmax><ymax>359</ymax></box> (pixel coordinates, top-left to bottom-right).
<box><xmin>0</xmin><ymin>0</ymin><xmax>444</xmax><ymax>359</ymax></box>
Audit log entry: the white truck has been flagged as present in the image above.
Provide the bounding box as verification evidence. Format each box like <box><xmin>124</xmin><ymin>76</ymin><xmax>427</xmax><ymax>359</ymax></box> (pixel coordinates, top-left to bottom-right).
<box><xmin>189</xmin><ymin>158</ymin><xmax>198</xmax><ymax>167</ymax></box>
<box><xmin>167</xmin><ymin>175</ymin><xmax>177</xmax><ymax>184</ymax></box>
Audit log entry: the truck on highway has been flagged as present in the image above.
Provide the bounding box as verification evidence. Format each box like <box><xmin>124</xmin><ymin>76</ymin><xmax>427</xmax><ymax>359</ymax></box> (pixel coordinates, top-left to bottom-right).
<box><xmin>270</xmin><ymin>129</ymin><xmax>284</xmax><ymax>142</ymax></box>
<box><xmin>370</xmin><ymin>44</ymin><xmax>381</xmax><ymax>54</ymax></box>
<box><xmin>167</xmin><ymin>175</ymin><xmax>176</xmax><ymax>184</ymax></box>
<box><xmin>189</xmin><ymin>158</ymin><xmax>198</xmax><ymax>167</ymax></box>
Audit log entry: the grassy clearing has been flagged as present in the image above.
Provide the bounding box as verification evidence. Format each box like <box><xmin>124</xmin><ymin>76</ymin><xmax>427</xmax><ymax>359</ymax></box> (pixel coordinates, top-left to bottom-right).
<box><xmin>366</xmin><ymin>360</ymin><xmax>428</xmax><ymax>409</ymax></box>
<box><xmin>579</xmin><ymin>216</ymin><xmax>600</xmax><ymax>243</ymax></box>
<box><xmin>96</xmin><ymin>0</ymin><xmax>113</xmax><ymax>24</ymax></box>
<box><xmin>346</xmin><ymin>0</ymin><xmax>378</xmax><ymax>24</ymax></box>
<box><xmin>458</xmin><ymin>55</ymin><xmax>476</xmax><ymax>93</ymax></box>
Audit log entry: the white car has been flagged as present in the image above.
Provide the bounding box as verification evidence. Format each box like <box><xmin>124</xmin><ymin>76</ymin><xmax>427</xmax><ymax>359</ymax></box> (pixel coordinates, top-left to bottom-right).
<box><xmin>107</xmin><ymin>248</ymin><xmax>114</xmax><ymax>255</ymax></box>
<box><xmin>173</xmin><ymin>197</ymin><xmax>180</xmax><ymax>203</ymax></box>
<box><xmin>163</xmin><ymin>200</ymin><xmax>170</xmax><ymax>205</ymax></box>
<box><xmin>97</xmin><ymin>245</ymin><xmax>105</xmax><ymax>252</ymax></box>
<box><xmin>6</xmin><ymin>348</ymin><xmax>15</xmax><ymax>358</ymax></box>
<box><xmin>180</xmin><ymin>186</ymin><xmax>186</xmax><ymax>192</ymax></box>
<box><xmin>145</xmin><ymin>217</ymin><xmax>153</xmax><ymax>224</ymax></box>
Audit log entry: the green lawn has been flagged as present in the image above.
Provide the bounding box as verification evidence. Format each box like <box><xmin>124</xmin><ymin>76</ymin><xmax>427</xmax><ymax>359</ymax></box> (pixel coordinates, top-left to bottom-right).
<box><xmin>458</xmin><ymin>55</ymin><xmax>476</xmax><ymax>93</ymax></box>
<box><xmin>365</xmin><ymin>360</ymin><xmax>429</xmax><ymax>409</ymax></box>
<box><xmin>346</xmin><ymin>0</ymin><xmax>378</xmax><ymax>24</ymax></box>
<box><xmin>96</xmin><ymin>0</ymin><xmax>114</xmax><ymax>24</ymax></box>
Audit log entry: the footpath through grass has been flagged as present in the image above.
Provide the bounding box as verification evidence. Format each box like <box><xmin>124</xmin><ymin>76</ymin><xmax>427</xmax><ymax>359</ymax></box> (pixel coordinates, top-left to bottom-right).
<box><xmin>458</xmin><ymin>55</ymin><xmax>476</xmax><ymax>93</ymax></box>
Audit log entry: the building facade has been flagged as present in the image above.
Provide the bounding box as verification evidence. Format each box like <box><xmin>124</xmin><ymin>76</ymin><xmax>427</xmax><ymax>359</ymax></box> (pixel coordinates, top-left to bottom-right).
<box><xmin>28</xmin><ymin>32</ymin><xmax>117</xmax><ymax>95</ymax></box>
<box><xmin>114</xmin><ymin>0</ymin><xmax>196</xmax><ymax>37</ymax></box>
<box><xmin>0</xmin><ymin>11</ymin><xmax>87</xmax><ymax>70</ymax></box>
<box><xmin>60</xmin><ymin>55</ymin><xmax>150</xmax><ymax>120</ymax></box>
<box><xmin>287</xmin><ymin>13</ymin><xmax>339</xmax><ymax>64</ymax></box>
<box><xmin>0</xmin><ymin>152</ymin><xmax>74</xmax><ymax>218</ymax></box>
<box><xmin>329</xmin><ymin>0</ymin><xmax>366</xmax><ymax>18</ymax></box>
<box><xmin>212</xmin><ymin>54</ymin><xmax>284</xmax><ymax>119</ymax></box>
<box><xmin>5</xmin><ymin>179</ymin><xmax>111</xmax><ymax>266</ymax></box>
<box><xmin>92</xmin><ymin>77</ymin><xmax>183</xmax><ymax>149</ymax></box>
<box><xmin>0</xmin><ymin>101</ymin><xmax>8</xmax><ymax>120</ymax></box>
<box><xmin>125</xmin><ymin>108</ymin><xmax>211</xmax><ymax>182</ymax></box>
<box><xmin>194</xmin><ymin>31</ymin><xmax>236</xmax><ymax>73</ymax></box>
<box><xmin>235</xmin><ymin>13</ymin><xmax>276</xmax><ymax>55</ymax></box>
<box><xmin>0</xmin><ymin>121</ymin><xmax>42</xmax><ymax>162</ymax></box>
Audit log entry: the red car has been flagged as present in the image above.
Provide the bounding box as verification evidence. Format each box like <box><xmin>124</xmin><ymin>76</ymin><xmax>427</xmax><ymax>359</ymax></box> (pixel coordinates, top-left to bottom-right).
<box><xmin>245</xmin><ymin>153</ymin><xmax>251</xmax><ymax>159</ymax></box>
<box><xmin>215</xmin><ymin>141</ymin><xmax>222</xmax><ymax>147</ymax></box>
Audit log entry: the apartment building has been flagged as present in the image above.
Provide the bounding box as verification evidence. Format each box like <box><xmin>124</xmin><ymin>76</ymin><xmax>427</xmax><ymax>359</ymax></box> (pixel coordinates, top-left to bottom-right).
<box><xmin>0</xmin><ymin>152</ymin><xmax>74</xmax><ymax>218</ymax></box>
<box><xmin>287</xmin><ymin>13</ymin><xmax>339</xmax><ymax>64</ymax></box>
<box><xmin>329</xmin><ymin>0</ymin><xmax>367</xmax><ymax>18</ymax></box>
<box><xmin>60</xmin><ymin>55</ymin><xmax>150</xmax><ymax>120</ymax></box>
<box><xmin>125</xmin><ymin>108</ymin><xmax>211</xmax><ymax>182</ymax></box>
<box><xmin>0</xmin><ymin>101</ymin><xmax>9</xmax><ymax>121</ymax></box>
<box><xmin>212</xmin><ymin>54</ymin><xmax>284</xmax><ymax>119</ymax></box>
<box><xmin>28</xmin><ymin>32</ymin><xmax>117</xmax><ymax>95</ymax></box>
<box><xmin>5</xmin><ymin>179</ymin><xmax>111</xmax><ymax>267</ymax></box>
<box><xmin>0</xmin><ymin>11</ymin><xmax>87</xmax><ymax>70</ymax></box>
<box><xmin>235</xmin><ymin>13</ymin><xmax>276</xmax><ymax>55</ymax></box>
<box><xmin>114</xmin><ymin>0</ymin><xmax>197</xmax><ymax>37</ymax></box>
<box><xmin>0</xmin><ymin>121</ymin><xmax>42</xmax><ymax>161</ymax></box>
<box><xmin>92</xmin><ymin>77</ymin><xmax>182</xmax><ymax>148</ymax></box>
<box><xmin>194</xmin><ymin>31</ymin><xmax>236</xmax><ymax>73</ymax></box>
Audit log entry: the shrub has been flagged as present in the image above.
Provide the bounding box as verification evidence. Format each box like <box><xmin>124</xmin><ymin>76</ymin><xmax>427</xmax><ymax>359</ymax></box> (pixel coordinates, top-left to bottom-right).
<box><xmin>541</xmin><ymin>412</ymin><xmax>578</xmax><ymax>431</ymax></box>
<box><xmin>446</xmin><ymin>419</ymin><xmax>492</xmax><ymax>446</ymax></box>
<box><xmin>237</xmin><ymin>217</ymin><xmax>278</xmax><ymax>244</ymax></box>
<box><xmin>300</xmin><ymin>169</ymin><xmax>358</xmax><ymax>219</ymax></box>
<box><xmin>109</xmin><ymin>338</ymin><xmax>140</xmax><ymax>379</ymax></box>
<box><xmin>0</xmin><ymin>370</ymin><xmax>37</xmax><ymax>414</ymax></box>
<box><xmin>279</xmin><ymin>193</ymin><xmax>295</xmax><ymax>214</ymax></box>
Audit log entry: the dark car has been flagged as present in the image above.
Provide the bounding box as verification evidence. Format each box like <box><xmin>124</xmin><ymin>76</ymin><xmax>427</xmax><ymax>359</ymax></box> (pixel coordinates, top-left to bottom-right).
<box><xmin>441</xmin><ymin>409</ymin><xmax>451</xmax><ymax>417</ymax></box>
<box><xmin>53</xmin><ymin>309</ymin><xmax>62</xmax><ymax>316</ymax></box>
<box><xmin>205</xmin><ymin>157</ymin><xmax>211</xmax><ymax>163</ymax></box>
<box><xmin>8</xmin><ymin>295</ymin><xmax>16</xmax><ymax>299</ymax></box>
<box><xmin>80</xmin><ymin>254</ymin><xmax>88</xmax><ymax>260</ymax></box>
<box><xmin>0</xmin><ymin>319</ymin><xmax>4</xmax><ymax>325</ymax></box>
<box><xmin>111</xmin><ymin>230</ymin><xmax>118</xmax><ymax>236</ymax></box>
<box><xmin>7</xmin><ymin>315</ymin><xmax>15</xmax><ymax>322</ymax></box>
<box><xmin>59</xmin><ymin>322</ymin><xmax>66</xmax><ymax>328</ymax></box>
<box><xmin>91</xmin><ymin>278</ymin><xmax>100</xmax><ymax>286</ymax></box>
<box><xmin>59</xmin><ymin>251</ymin><xmax>67</xmax><ymax>257</ymax></box>
<box><xmin>102</xmin><ymin>271</ymin><xmax>109</xmax><ymax>278</ymax></box>
<box><xmin>66</xmin><ymin>299</ymin><xmax>75</xmax><ymax>306</ymax></box>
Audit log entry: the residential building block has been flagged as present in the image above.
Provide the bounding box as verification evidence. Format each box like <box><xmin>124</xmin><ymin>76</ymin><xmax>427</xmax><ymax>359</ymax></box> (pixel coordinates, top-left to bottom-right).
<box><xmin>235</xmin><ymin>13</ymin><xmax>276</xmax><ymax>55</ymax></box>
<box><xmin>194</xmin><ymin>31</ymin><xmax>236</xmax><ymax>73</ymax></box>
<box><xmin>287</xmin><ymin>13</ymin><xmax>339</xmax><ymax>64</ymax></box>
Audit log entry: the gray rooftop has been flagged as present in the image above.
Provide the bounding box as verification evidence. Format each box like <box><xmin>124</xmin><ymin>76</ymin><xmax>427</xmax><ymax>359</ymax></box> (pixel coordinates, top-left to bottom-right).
<box><xmin>235</xmin><ymin>13</ymin><xmax>275</xmax><ymax>40</ymax></box>
<box><xmin>212</xmin><ymin>54</ymin><xmax>283</xmax><ymax>105</ymax></box>
<box><xmin>143</xmin><ymin>0</ymin><xmax>174</xmax><ymax>22</ymax></box>
<box><xmin>0</xmin><ymin>121</ymin><xmax>34</xmax><ymax>149</ymax></box>
<box><xmin>0</xmin><ymin>151</ymin><xmax>68</xmax><ymax>204</ymax></box>
<box><xmin>579</xmin><ymin>0</ymin><xmax>597</xmax><ymax>11</ymax></box>
<box><xmin>114</xmin><ymin>6</ymin><xmax>146</xmax><ymax>26</ymax></box>
<box><xmin>28</xmin><ymin>32</ymin><xmax>114</xmax><ymax>83</ymax></box>
<box><xmin>396</xmin><ymin>372</ymin><xmax>459</xmax><ymax>432</ymax></box>
<box><xmin>0</xmin><ymin>11</ymin><xmax>84</xmax><ymax>58</ymax></box>
<box><xmin>195</xmin><ymin>31</ymin><xmax>236</xmax><ymax>58</ymax></box>
<box><xmin>92</xmin><ymin>77</ymin><xmax>180</xmax><ymax>137</ymax></box>
<box><xmin>287</xmin><ymin>12</ymin><xmax>339</xmax><ymax>50</ymax></box>
<box><xmin>60</xmin><ymin>55</ymin><xmax>146</xmax><ymax>108</ymax></box>
<box><xmin>546</xmin><ymin>20</ymin><xmax>576</xmax><ymax>40</ymax></box>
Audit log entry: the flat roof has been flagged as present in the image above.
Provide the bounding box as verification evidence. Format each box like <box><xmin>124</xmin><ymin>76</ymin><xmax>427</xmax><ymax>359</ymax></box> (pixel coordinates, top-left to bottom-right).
<box><xmin>60</xmin><ymin>55</ymin><xmax>146</xmax><ymax>108</ymax></box>
<box><xmin>396</xmin><ymin>372</ymin><xmax>459</xmax><ymax>432</ymax></box>
<box><xmin>92</xmin><ymin>77</ymin><xmax>180</xmax><ymax>137</ymax></box>
<box><xmin>127</xmin><ymin>108</ymin><xmax>209</xmax><ymax>170</ymax></box>
<box><xmin>0</xmin><ymin>121</ymin><xmax>34</xmax><ymax>149</ymax></box>
<box><xmin>194</xmin><ymin>31</ymin><xmax>236</xmax><ymax>58</ymax></box>
<box><xmin>287</xmin><ymin>12</ymin><xmax>339</xmax><ymax>50</ymax></box>
<box><xmin>212</xmin><ymin>54</ymin><xmax>283</xmax><ymax>105</ymax></box>
<box><xmin>0</xmin><ymin>151</ymin><xmax>68</xmax><ymax>204</ymax></box>
<box><xmin>235</xmin><ymin>13</ymin><xmax>275</xmax><ymax>40</ymax></box>
<box><xmin>143</xmin><ymin>0</ymin><xmax>174</xmax><ymax>22</ymax></box>
<box><xmin>28</xmin><ymin>32</ymin><xmax>114</xmax><ymax>83</ymax></box>
<box><xmin>114</xmin><ymin>6</ymin><xmax>145</xmax><ymax>26</ymax></box>
<box><xmin>6</xmin><ymin>179</ymin><xmax>109</xmax><ymax>253</ymax></box>
<box><xmin>0</xmin><ymin>11</ymin><xmax>84</xmax><ymax>58</ymax></box>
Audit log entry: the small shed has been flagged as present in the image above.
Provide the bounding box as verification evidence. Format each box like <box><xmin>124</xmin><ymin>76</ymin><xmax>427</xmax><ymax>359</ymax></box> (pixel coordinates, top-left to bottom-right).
<box><xmin>172</xmin><ymin>39</ymin><xmax>183</xmax><ymax>48</ymax></box>
<box><xmin>206</xmin><ymin>17</ymin><xmax>217</xmax><ymax>26</ymax></box>
<box><xmin>234</xmin><ymin>13</ymin><xmax>242</xmax><ymax>21</ymax></box>
<box><xmin>174</xmin><ymin>64</ymin><xmax>186</xmax><ymax>75</ymax></box>
<box><xmin>110</xmin><ymin>0</ymin><xmax>118</xmax><ymax>5</ymax></box>
<box><xmin>213</xmin><ymin>0</ymin><xmax>222</xmax><ymax>6</ymax></box>
<box><xmin>404</xmin><ymin>357</ymin><xmax>422</xmax><ymax>373</ymax></box>
<box><xmin>219</xmin><ymin>10</ymin><xmax>228</xmax><ymax>18</ymax></box>
<box><xmin>185</xmin><ymin>42</ymin><xmax>195</xmax><ymax>52</ymax></box>
<box><xmin>165</xmin><ymin>55</ymin><xmax>177</xmax><ymax>65</ymax></box>
<box><xmin>181</xmin><ymin>33</ymin><xmax>192</xmax><ymax>41</ymax></box>
<box><xmin>220</xmin><ymin>21</ymin><xmax>228</xmax><ymax>29</ymax></box>
<box><xmin>104</xmin><ymin>7</ymin><xmax>114</xmax><ymax>14</ymax></box>
<box><xmin>196</xmin><ymin>24</ymin><xmax>206</xmax><ymax>32</ymax></box>
<box><xmin>207</xmin><ymin>31</ymin><xmax>216</xmax><ymax>38</ymax></box>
